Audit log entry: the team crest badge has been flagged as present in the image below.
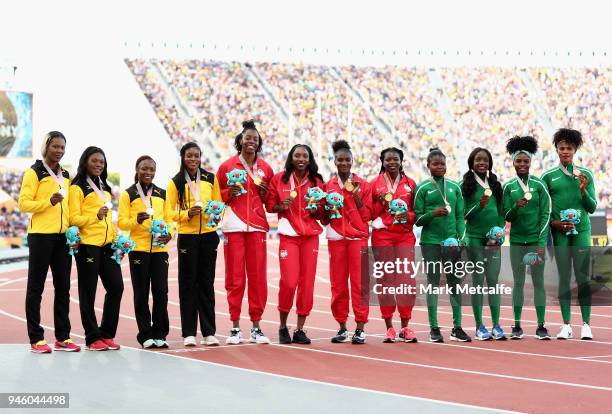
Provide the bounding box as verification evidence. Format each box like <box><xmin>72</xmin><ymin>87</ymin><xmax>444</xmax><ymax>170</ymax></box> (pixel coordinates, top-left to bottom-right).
<box><xmin>280</xmin><ymin>249</ymin><xmax>288</xmax><ymax>259</ymax></box>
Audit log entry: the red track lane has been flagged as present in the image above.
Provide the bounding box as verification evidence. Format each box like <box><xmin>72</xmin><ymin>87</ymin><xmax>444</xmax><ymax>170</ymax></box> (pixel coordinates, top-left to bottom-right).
<box><xmin>1</xmin><ymin>240</ymin><xmax>611</xmax><ymax>413</ymax></box>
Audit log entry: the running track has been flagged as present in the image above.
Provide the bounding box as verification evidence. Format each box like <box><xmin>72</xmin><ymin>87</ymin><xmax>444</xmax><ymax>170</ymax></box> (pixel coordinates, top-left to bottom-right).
<box><xmin>1</xmin><ymin>240</ymin><xmax>611</xmax><ymax>413</ymax></box>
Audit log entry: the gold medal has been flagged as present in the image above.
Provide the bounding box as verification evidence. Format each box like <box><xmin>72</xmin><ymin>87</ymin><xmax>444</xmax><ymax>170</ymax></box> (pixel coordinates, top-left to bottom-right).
<box><xmin>104</xmin><ymin>202</ymin><xmax>113</xmax><ymax>210</ymax></box>
<box><xmin>146</xmin><ymin>207</ymin><xmax>154</xmax><ymax>216</ymax></box>
<box><xmin>484</xmin><ymin>188</ymin><xmax>492</xmax><ymax>197</ymax></box>
<box><xmin>445</xmin><ymin>203</ymin><xmax>452</xmax><ymax>213</ymax></box>
<box><xmin>290</xmin><ymin>190</ymin><xmax>298</xmax><ymax>199</ymax></box>
<box><xmin>344</xmin><ymin>181</ymin><xmax>354</xmax><ymax>192</ymax></box>
<box><xmin>253</xmin><ymin>176</ymin><xmax>262</xmax><ymax>186</ymax></box>
<box><xmin>524</xmin><ymin>192</ymin><xmax>532</xmax><ymax>201</ymax></box>
<box><xmin>384</xmin><ymin>192</ymin><xmax>393</xmax><ymax>202</ymax></box>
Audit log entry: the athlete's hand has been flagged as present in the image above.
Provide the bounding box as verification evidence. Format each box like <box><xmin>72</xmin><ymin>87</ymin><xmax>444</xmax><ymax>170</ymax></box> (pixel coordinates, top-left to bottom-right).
<box><xmin>395</xmin><ymin>212</ymin><xmax>409</xmax><ymax>222</ymax></box>
<box><xmin>188</xmin><ymin>206</ymin><xmax>202</xmax><ymax>218</ymax></box>
<box><xmin>516</xmin><ymin>198</ymin><xmax>528</xmax><ymax>209</ymax></box>
<box><xmin>50</xmin><ymin>193</ymin><xmax>64</xmax><ymax>206</ymax></box>
<box><xmin>97</xmin><ymin>206</ymin><xmax>109</xmax><ymax>220</ymax></box>
<box><xmin>578</xmin><ymin>174</ymin><xmax>589</xmax><ymax>195</ymax></box>
<box><xmin>258</xmin><ymin>181</ymin><xmax>269</xmax><ymax>197</ymax></box>
<box><xmin>432</xmin><ymin>207</ymin><xmax>448</xmax><ymax>217</ymax></box>
<box><xmin>137</xmin><ymin>212</ymin><xmax>150</xmax><ymax>224</ymax></box>
<box><xmin>551</xmin><ymin>220</ymin><xmax>574</xmax><ymax>232</ymax></box>
<box><xmin>479</xmin><ymin>195</ymin><xmax>490</xmax><ymax>209</ymax></box>
<box><xmin>158</xmin><ymin>234</ymin><xmax>172</xmax><ymax>244</ymax></box>
<box><xmin>228</xmin><ymin>185</ymin><xmax>242</xmax><ymax>198</ymax></box>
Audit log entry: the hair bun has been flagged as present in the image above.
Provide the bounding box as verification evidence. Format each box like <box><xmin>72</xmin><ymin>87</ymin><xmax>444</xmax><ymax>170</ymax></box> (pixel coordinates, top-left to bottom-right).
<box><xmin>332</xmin><ymin>139</ymin><xmax>351</xmax><ymax>153</ymax></box>
<box><xmin>429</xmin><ymin>146</ymin><xmax>440</xmax><ymax>152</ymax></box>
<box><xmin>242</xmin><ymin>119</ymin><xmax>257</xmax><ymax>129</ymax></box>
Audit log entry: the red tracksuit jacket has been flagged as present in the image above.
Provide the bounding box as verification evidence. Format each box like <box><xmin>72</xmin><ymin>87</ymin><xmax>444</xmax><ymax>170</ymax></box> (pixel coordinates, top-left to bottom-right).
<box><xmin>265</xmin><ymin>171</ymin><xmax>324</xmax><ymax>237</ymax></box>
<box><xmin>323</xmin><ymin>175</ymin><xmax>372</xmax><ymax>239</ymax></box>
<box><xmin>369</xmin><ymin>173</ymin><xmax>417</xmax><ymax>232</ymax></box>
<box><xmin>217</xmin><ymin>154</ymin><xmax>274</xmax><ymax>231</ymax></box>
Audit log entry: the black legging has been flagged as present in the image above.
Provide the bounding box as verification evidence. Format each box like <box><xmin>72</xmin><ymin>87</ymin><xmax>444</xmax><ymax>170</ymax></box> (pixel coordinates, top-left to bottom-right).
<box><xmin>177</xmin><ymin>232</ymin><xmax>219</xmax><ymax>337</ymax></box>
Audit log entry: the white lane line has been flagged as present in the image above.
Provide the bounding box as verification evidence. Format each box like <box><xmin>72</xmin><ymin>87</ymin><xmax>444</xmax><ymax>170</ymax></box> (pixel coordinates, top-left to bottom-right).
<box><xmin>268</xmin><ymin>344</ymin><xmax>612</xmax><ymax>392</ymax></box>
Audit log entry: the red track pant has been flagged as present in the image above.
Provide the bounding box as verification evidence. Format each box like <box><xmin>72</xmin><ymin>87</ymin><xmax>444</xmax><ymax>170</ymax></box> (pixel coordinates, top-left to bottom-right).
<box><xmin>277</xmin><ymin>235</ymin><xmax>319</xmax><ymax>316</ymax></box>
<box><xmin>224</xmin><ymin>232</ymin><xmax>268</xmax><ymax>322</ymax></box>
<box><xmin>328</xmin><ymin>239</ymin><xmax>369</xmax><ymax>324</ymax></box>
<box><xmin>371</xmin><ymin>229</ymin><xmax>416</xmax><ymax>320</ymax></box>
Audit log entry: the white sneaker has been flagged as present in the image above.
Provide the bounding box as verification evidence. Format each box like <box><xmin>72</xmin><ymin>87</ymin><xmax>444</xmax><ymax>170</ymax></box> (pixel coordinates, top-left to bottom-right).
<box><xmin>200</xmin><ymin>335</ymin><xmax>220</xmax><ymax>346</ymax></box>
<box><xmin>183</xmin><ymin>336</ymin><xmax>197</xmax><ymax>346</ymax></box>
<box><xmin>556</xmin><ymin>324</ymin><xmax>573</xmax><ymax>339</ymax></box>
<box><xmin>581</xmin><ymin>323</ymin><xmax>593</xmax><ymax>340</ymax></box>
<box><xmin>225</xmin><ymin>329</ymin><xmax>243</xmax><ymax>345</ymax></box>
<box><xmin>250</xmin><ymin>328</ymin><xmax>271</xmax><ymax>344</ymax></box>
<box><xmin>154</xmin><ymin>339</ymin><xmax>169</xmax><ymax>348</ymax></box>
<box><xmin>142</xmin><ymin>339</ymin><xmax>156</xmax><ymax>349</ymax></box>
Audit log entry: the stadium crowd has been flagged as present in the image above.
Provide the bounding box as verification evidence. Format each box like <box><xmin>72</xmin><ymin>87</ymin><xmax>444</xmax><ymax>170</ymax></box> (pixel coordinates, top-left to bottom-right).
<box><xmin>126</xmin><ymin>60</ymin><xmax>610</xmax><ymax>208</ymax></box>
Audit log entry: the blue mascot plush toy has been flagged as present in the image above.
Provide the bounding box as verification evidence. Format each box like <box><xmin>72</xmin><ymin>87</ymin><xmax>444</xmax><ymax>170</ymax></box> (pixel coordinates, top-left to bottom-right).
<box><xmin>66</xmin><ymin>226</ymin><xmax>81</xmax><ymax>256</ymax></box>
<box><xmin>325</xmin><ymin>192</ymin><xmax>344</xmax><ymax>219</ymax></box>
<box><xmin>486</xmin><ymin>226</ymin><xmax>505</xmax><ymax>245</ymax></box>
<box><xmin>226</xmin><ymin>169</ymin><xmax>247</xmax><ymax>195</ymax></box>
<box><xmin>388</xmin><ymin>199</ymin><xmax>408</xmax><ymax>224</ymax></box>
<box><xmin>522</xmin><ymin>252</ymin><xmax>544</xmax><ymax>266</ymax></box>
<box><xmin>204</xmin><ymin>200</ymin><xmax>225</xmax><ymax>227</ymax></box>
<box><xmin>149</xmin><ymin>219</ymin><xmax>170</xmax><ymax>248</ymax></box>
<box><xmin>560</xmin><ymin>209</ymin><xmax>580</xmax><ymax>235</ymax></box>
<box><xmin>110</xmin><ymin>235</ymin><xmax>136</xmax><ymax>264</ymax></box>
<box><xmin>304</xmin><ymin>187</ymin><xmax>327</xmax><ymax>210</ymax></box>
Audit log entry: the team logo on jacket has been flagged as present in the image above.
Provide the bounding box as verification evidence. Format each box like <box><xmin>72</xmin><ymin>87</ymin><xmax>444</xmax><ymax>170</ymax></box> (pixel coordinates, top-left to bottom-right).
<box><xmin>280</xmin><ymin>249</ymin><xmax>288</xmax><ymax>259</ymax></box>
<box><xmin>404</xmin><ymin>184</ymin><xmax>411</xmax><ymax>192</ymax></box>
<box><xmin>256</xmin><ymin>169</ymin><xmax>265</xmax><ymax>177</ymax></box>
<box><xmin>133</xmin><ymin>259</ymin><xmax>141</xmax><ymax>265</ymax></box>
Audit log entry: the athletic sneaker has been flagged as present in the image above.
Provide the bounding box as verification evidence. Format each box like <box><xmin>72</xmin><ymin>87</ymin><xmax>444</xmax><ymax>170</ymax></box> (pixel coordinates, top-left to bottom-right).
<box><xmin>383</xmin><ymin>327</ymin><xmax>397</xmax><ymax>343</ymax></box>
<box><xmin>535</xmin><ymin>325</ymin><xmax>551</xmax><ymax>340</ymax></box>
<box><xmin>142</xmin><ymin>339</ymin><xmax>157</xmax><ymax>349</ymax></box>
<box><xmin>87</xmin><ymin>339</ymin><xmax>109</xmax><ymax>351</ymax></box>
<box><xmin>475</xmin><ymin>324</ymin><xmax>492</xmax><ymax>341</ymax></box>
<box><xmin>183</xmin><ymin>336</ymin><xmax>197</xmax><ymax>347</ymax></box>
<box><xmin>31</xmin><ymin>340</ymin><xmax>52</xmax><ymax>354</ymax></box>
<box><xmin>154</xmin><ymin>339</ymin><xmax>169</xmax><ymax>348</ymax></box>
<box><xmin>556</xmin><ymin>324</ymin><xmax>573</xmax><ymax>340</ymax></box>
<box><xmin>102</xmin><ymin>338</ymin><xmax>121</xmax><ymax>350</ymax></box>
<box><xmin>250</xmin><ymin>328</ymin><xmax>271</xmax><ymax>344</ymax></box>
<box><xmin>331</xmin><ymin>328</ymin><xmax>350</xmax><ymax>343</ymax></box>
<box><xmin>491</xmin><ymin>324</ymin><xmax>506</xmax><ymax>340</ymax></box>
<box><xmin>450</xmin><ymin>327</ymin><xmax>471</xmax><ymax>342</ymax></box>
<box><xmin>399</xmin><ymin>327</ymin><xmax>417</xmax><ymax>343</ymax></box>
<box><xmin>226</xmin><ymin>328</ymin><xmax>243</xmax><ymax>345</ymax></box>
<box><xmin>510</xmin><ymin>325</ymin><xmax>524</xmax><ymax>340</ymax></box>
<box><xmin>292</xmin><ymin>329</ymin><xmax>311</xmax><ymax>345</ymax></box>
<box><xmin>201</xmin><ymin>336</ymin><xmax>220</xmax><ymax>346</ymax></box>
<box><xmin>429</xmin><ymin>327</ymin><xmax>444</xmax><ymax>343</ymax></box>
<box><xmin>351</xmin><ymin>329</ymin><xmax>366</xmax><ymax>345</ymax></box>
<box><xmin>54</xmin><ymin>339</ymin><xmax>81</xmax><ymax>352</ymax></box>
<box><xmin>278</xmin><ymin>327</ymin><xmax>292</xmax><ymax>344</ymax></box>
<box><xmin>581</xmin><ymin>323</ymin><xmax>593</xmax><ymax>340</ymax></box>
